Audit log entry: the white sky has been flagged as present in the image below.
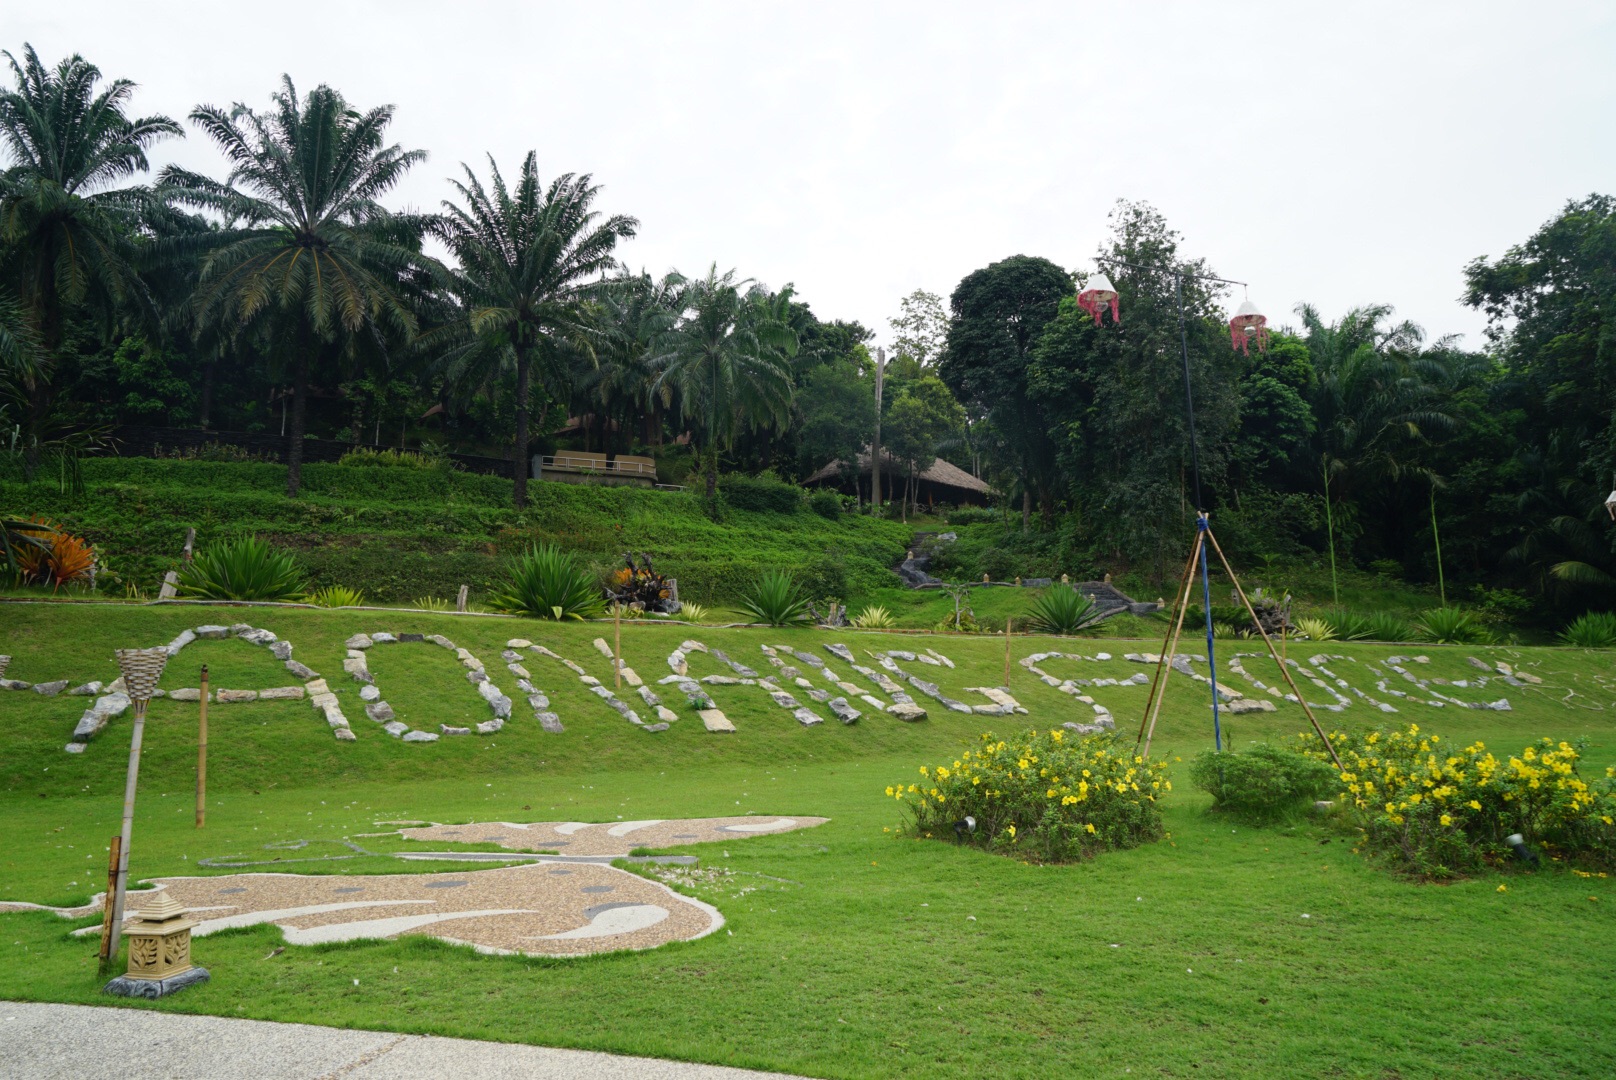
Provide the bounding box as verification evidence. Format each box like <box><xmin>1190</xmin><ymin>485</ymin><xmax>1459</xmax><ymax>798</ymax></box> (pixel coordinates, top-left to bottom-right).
<box><xmin>8</xmin><ymin>0</ymin><xmax>1613</xmax><ymax>349</ymax></box>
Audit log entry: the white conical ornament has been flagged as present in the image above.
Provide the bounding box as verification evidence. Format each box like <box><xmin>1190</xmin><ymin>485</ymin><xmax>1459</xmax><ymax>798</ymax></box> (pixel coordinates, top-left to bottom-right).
<box><xmin>1077</xmin><ymin>272</ymin><xmax>1120</xmax><ymax>325</ymax></box>
<box><xmin>1229</xmin><ymin>299</ymin><xmax>1269</xmax><ymax>355</ymax></box>
<box><xmin>1604</xmin><ymin>487</ymin><xmax>1616</xmax><ymax>521</ymax></box>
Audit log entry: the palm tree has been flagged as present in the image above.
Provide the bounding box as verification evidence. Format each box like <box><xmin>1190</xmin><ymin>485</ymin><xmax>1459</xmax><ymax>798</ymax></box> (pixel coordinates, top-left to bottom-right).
<box><xmin>160</xmin><ymin>77</ymin><xmax>431</xmax><ymax>496</ymax></box>
<box><xmin>0</xmin><ymin>44</ymin><xmax>179</xmax><ymax>470</ymax></box>
<box><xmin>652</xmin><ymin>266</ymin><xmax>796</xmax><ymax>499</ymax></box>
<box><xmin>430</xmin><ymin>153</ymin><xmax>637</xmax><ymax>509</ymax></box>
<box><xmin>585</xmin><ymin>270</ymin><xmax>685</xmax><ymax>458</ymax></box>
<box><xmin>1298</xmin><ymin>303</ymin><xmax>1466</xmax><ymax>601</ymax></box>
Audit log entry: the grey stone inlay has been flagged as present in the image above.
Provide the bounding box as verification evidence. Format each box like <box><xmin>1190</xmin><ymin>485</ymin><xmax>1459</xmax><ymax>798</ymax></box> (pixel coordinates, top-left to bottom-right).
<box><xmin>422</xmin><ymin>880</ymin><xmax>467</xmax><ymax>889</ymax></box>
<box><xmin>579</xmin><ymin>885</ymin><xmax>614</xmax><ymax>894</ymax></box>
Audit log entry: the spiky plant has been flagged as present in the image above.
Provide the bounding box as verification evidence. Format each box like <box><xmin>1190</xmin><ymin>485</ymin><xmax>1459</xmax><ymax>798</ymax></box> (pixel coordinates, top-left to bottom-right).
<box><xmin>735</xmin><ymin>570</ymin><xmax>812</xmax><ymax>627</ymax></box>
<box><xmin>1292</xmin><ymin>617</ymin><xmax>1338</xmax><ymax>642</ymax></box>
<box><xmin>1026</xmin><ymin>585</ymin><xmax>1103</xmax><ymax>636</ymax></box>
<box><xmin>849</xmin><ymin>604</ymin><xmax>896</xmax><ymax>629</ymax></box>
<box><xmin>486</xmin><ymin>544</ymin><xmax>606</xmax><ymax>620</ymax></box>
<box><xmin>673</xmin><ymin>601</ymin><xmax>711</xmax><ymax>624</ymax></box>
<box><xmin>304</xmin><ymin>585</ymin><xmax>364</xmax><ymax>608</ymax></box>
<box><xmin>1558</xmin><ymin>612</ymin><xmax>1616</xmax><ymax>649</ymax></box>
<box><xmin>1362</xmin><ymin>611</ymin><xmax>1415</xmax><ymax>642</ymax></box>
<box><xmin>1413</xmin><ymin>607</ymin><xmax>1490</xmax><ymax>645</ymax></box>
<box><xmin>176</xmin><ymin>537</ymin><xmax>306</xmax><ymax>601</ymax></box>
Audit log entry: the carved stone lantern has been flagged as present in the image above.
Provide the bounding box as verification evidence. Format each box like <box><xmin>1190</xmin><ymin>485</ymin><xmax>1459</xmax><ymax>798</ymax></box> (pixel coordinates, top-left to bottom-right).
<box><xmin>104</xmin><ymin>891</ymin><xmax>210</xmax><ymax>998</ymax></box>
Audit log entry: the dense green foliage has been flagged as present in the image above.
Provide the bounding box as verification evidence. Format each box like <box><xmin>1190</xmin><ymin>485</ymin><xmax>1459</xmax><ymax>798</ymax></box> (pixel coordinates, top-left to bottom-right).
<box><xmin>1024</xmin><ymin>583</ymin><xmax>1103</xmax><ymax>635</ymax></box>
<box><xmin>1188</xmin><ymin>743</ymin><xmax>1339</xmax><ymax>824</ymax></box>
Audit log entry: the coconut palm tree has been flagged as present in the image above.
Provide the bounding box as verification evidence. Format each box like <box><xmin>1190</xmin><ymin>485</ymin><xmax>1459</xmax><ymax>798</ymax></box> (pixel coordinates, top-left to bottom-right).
<box><xmin>159</xmin><ymin>77</ymin><xmax>431</xmax><ymax>496</ymax></box>
<box><xmin>430</xmin><ymin>153</ymin><xmax>637</xmax><ymax>509</ymax></box>
<box><xmin>0</xmin><ymin>44</ymin><xmax>179</xmax><ymax>470</ymax></box>
<box><xmin>583</xmin><ymin>269</ymin><xmax>685</xmax><ymax>459</ymax></box>
<box><xmin>652</xmin><ymin>266</ymin><xmax>796</xmax><ymax>499</ymax></box>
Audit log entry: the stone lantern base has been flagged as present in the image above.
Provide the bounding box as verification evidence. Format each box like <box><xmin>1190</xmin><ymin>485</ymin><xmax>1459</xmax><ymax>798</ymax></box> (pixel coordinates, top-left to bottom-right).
<box><xmin>104</xmin><ymin>966</ymin><xmax>211</xmax><ymax>999</ymax></box>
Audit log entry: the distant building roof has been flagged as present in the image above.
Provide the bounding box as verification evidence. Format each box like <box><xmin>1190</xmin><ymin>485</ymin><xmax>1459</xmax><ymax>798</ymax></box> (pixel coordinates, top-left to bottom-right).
<box><xmin>805</xmin><ymin>450</ymin><xmax>994</xmax><ymax>496</ymax></box>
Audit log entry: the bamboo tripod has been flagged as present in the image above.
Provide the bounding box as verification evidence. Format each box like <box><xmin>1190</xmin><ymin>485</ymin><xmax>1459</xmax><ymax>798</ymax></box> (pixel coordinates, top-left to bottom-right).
<box><xmin>1136</xmin><ymin>514</ymin><xmax>1344</xmax><ymax>771</ymax></box>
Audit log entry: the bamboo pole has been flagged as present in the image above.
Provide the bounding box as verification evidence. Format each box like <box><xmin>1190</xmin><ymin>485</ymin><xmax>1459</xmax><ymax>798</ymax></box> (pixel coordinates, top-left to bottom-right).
<box><xmin>1204</xmin><ymin>528</ymin><xmax>1345</xmax><ymax>771</ymax></box>
<box><xmin>614</xmin><ymin>602</ymin><xmax>622</xmax><ymax>691</ymax></box>
<box><xmin>97</xmin><ymin>835</ymin><xmax>121</xmax><ymax>974</ymax></box>
<box><xmin>1140</xmin><ymin>529</ymin><xmax>1205</xmax><ymax>760</ymax></box>
<box><xmin>196</xmin><ymin>665</ymin><xmax>209</xmax><ymax>828</ymax></box>
<box><xmin>1137</xmin><ymin>536</ymin><xmax>1203</xmax><ymax>750</ymax></box>
<box><xmin>107</xmin><ymin>701</ymin><xmax>149</xmax><ymax>963</ymax></box>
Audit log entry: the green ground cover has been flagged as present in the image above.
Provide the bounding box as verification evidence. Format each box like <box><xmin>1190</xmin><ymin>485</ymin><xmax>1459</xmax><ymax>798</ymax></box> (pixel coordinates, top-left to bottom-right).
<box><xmin>2</xmin><ymin>604</ymin><xmax>1614</xmax><ymax>1078</ymax></box>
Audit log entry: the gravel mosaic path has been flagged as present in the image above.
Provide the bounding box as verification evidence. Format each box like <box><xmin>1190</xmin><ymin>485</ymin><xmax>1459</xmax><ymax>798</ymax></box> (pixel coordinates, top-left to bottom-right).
<box><xmin>399</xmin><ymin>816</ymin><xmax>828</xmax><ymax>857</ymax></box>
<box><xmin>59</xmin><ymin>861</ymin><xmax>724</xmax><ymax>957</ymax></box>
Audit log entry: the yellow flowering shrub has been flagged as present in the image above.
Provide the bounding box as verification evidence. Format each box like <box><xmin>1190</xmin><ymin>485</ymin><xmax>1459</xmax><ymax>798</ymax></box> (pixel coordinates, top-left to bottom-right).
<box><xmin>885</xmin><ymin>730</ymin><xmax>1169</xmax><ymax>863</ymax></box>
<box><xmin>1296</xmin><ymin>724</ymin><xmax>1616</xmax><ymax>878</ymax></box>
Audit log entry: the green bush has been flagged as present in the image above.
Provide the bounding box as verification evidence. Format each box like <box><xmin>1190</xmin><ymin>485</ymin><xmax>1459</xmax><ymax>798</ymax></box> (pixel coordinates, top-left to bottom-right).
<box><xmin>889</xmin><ymin>730</ymin><xmax>1168</xmax><ymax>863</ymax></box>
<box><xmin>1559</xmin><ymin>612</ymin><xmax>1616</xmax><ymax>648</ymax></box>
<box><xmin>1363</xmin><ymin>611</ymin><xmax>1415</xmax><ymax>642</ymax></box>
<box><xmin>1188</xmin><ymin>744</ymin><xmax>1340</xmax><ymax>824</ymax></box>
<box><xmin>719</xmin><ymin>473</ymin><xmax>804</xmax><ymax>514</ymax></box>
<box><xmin>945</xmin><ymin>505</ymin><xmax>999</xmax><ymax>526</ymax></box>
<box><xmin>304</xmin><ymin>584</ymin><xmax>364</xmax><ymax>607</ymax></box>
<box><xmin>336</xmin><ymin>447</ymin><xmax>441</xmax><ymax>470</ymax></box>
<box><xmin>1414</xmin><ymin>607</ymin><xmax>1491</xmax><ymax>644</ymax></box>
<box><xmin>735</xmin><ymin>570</ymin><xmax>812</xmax><ymax>626</ymax></box>
<box><xmin>1027</xmin><ymin>585</ymin><xmax>1103</xmax><ymax>635</ymax></box>
<box><xmin>176</xmin><ymin>537</ymin><xmax>306</xmax><ymax>601</ymax></box>
<box><xmin>486</xmin><ymin>544</ymin><xmax>606</xmax><ymax>620</ymax></box>
<box><xmin>809</xmin><ymin>489</ymin><xmax>842</xmax><ymax>520</ymax></box>
<box><xmin>1320</xmin><ymin>608</ymin><xmax>1374</xmax><ymax>640</ymax></box>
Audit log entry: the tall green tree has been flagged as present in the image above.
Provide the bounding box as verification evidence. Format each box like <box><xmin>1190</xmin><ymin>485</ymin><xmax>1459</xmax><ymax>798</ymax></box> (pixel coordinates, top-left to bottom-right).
<box><xmin>0</xmin><ymin>44</ymin><xmax>179</xmax><ymax>469</ymax></box>
<box><xmin>652</xmin><ymin>266</ymin><xmax>796</xmax><ymax>500</ymax></box>
<box><xmin>884</xmin><ymin>374</ymin><xmax>965</xmax><ymax>520</ymax></box>
<box><xmin>161</xmin><ymin>76</ymin><xmax>431</xmax><ymax>497</ymax></box>
<box><xmin>586</xmin><ymin>269</ymin><xmax>684</xmax><ymax>458</ymax></box>
<box><xmin>431</xmin><ymin>152</ymin><xmax>637</xmax><ymax>508</ymax></box>
<box><xmin>888</xmin><ymin>288</ymin><xmax>947</xmax><ymax>368</ymax></box>
<box><xmin>938</xmin><ymin>253</ymin><xmax>1070</xmax><ymax>529</ymax></box>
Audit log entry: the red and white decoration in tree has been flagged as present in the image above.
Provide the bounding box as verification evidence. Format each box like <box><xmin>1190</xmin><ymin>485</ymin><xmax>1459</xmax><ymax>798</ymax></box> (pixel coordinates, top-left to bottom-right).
<box><xmin>1076</xmin><ymin>272</ymin><xmax>1120</xmax><ymax>325</ymax></box>
<box><xmin>1228</xmin><ymin>300</ymin><xmax>1269</xmax><ymax>355</ymax></box>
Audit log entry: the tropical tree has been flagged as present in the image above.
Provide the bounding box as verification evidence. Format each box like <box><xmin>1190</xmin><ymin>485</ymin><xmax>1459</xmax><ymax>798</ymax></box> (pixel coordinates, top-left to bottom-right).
<box><xmin>0</xmin><ymin>44</ymin><xmax>179</xmax><ymax>469</ymax></box>
<box><xmin>160</xmin><ymin>76</ymin><xmax>431</xmax><ymax>496</ymax></box>
<box><xmin>884</xmin><ymin>375</ymin><xmax>965</xmax><ymax>520</ymax></box>
<box><xmin>584</xmin><ymin>269</ymin><xmax>684</xmax><ymax>459</ymax></box>
<box><xmin>431</xmin><ymin>153</ymin><xmax>637</xmax><ymax>508</ymax></box>
<box><xmin>652</xmin><ymin>266</ymin><xmax>796</xmax><ymax>500</ymax></box>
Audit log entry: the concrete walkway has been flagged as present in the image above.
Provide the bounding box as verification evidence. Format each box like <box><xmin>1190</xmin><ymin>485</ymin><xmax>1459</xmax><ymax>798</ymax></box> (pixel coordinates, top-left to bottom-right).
<box><xmin>0</xmin><ymin>1001</ymin><xmax>813</xmax><ymax>1080</ymax></box>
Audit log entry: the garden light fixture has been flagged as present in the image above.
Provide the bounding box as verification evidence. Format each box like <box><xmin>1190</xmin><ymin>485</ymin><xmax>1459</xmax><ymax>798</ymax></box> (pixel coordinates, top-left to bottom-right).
<box><xmin>104</xmin><ymin>891</ymin><xmax>211</xmax><ymax>998</ymax></box>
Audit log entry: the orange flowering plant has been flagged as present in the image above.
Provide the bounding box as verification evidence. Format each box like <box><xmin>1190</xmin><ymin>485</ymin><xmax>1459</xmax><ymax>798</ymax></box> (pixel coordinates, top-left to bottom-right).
<box><xmin>886</xmin><ymin>729</ymin><xmax>1169</xmax><ymax>863</ymax></box>
<box><xmin>1297</xmin><ymin>724</ymin><xmax>1616</xmax><ymax>878</ymax></box>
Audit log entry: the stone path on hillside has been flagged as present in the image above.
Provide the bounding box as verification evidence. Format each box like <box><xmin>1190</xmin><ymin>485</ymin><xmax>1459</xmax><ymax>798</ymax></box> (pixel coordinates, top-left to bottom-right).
<box><xmin>0</xmin><ymin>1002</ymin><xmax>813</xmax><ymax>1079</ymax></box>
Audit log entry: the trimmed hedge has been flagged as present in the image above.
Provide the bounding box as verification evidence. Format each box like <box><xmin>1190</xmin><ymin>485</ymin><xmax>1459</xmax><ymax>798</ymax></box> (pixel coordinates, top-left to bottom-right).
<box><xmin>1</xmin><ymin>458</ymin><xmax>908</xmax><ymax>605</ymax></box>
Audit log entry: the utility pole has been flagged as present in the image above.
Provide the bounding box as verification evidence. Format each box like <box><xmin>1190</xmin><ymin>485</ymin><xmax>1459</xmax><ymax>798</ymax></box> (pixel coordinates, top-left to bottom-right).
<box><xmin>871</xmin><ymin>346</ymin><xmax>885</xmax><ymax>509</ymax></box>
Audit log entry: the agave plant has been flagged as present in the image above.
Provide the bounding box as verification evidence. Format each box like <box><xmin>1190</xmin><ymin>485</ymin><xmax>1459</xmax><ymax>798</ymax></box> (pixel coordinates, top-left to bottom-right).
<box><xmin>1320</xmin><ymin>609</ymin><xmax>1373</xmax><ymax>641</ymax></box>
<box><xmin>487</xmin><ymin>544</ymin><xmax>607</xmax><ymax>620</ymax></box>
<box><xmin>412</xmin><ymin>595</ymin><xmax>451</xmax><ymax>611</ymax></box>
<box><xmin>176</xmin><ymin>537</ymin><xmax>306</xmax><ymax>601</ymax></box>
<box><xmin>849</xmin><ymin>604</ymin><xmax>896</xmax><ymax>629</ymax></box>
<box><xmin>304</xmin><ymin>585</ymin><xmax>364</xmax><ymax>608</ymax></box>
<box><xmin>1362</xmin><ymin>611</ymin><xmax>1414</xmax><ymax>642</ymax></box>
<box><xmin>1558</xmin><ymin>611</ymin><xmax>1616</xmax><ymax>649</ymax></box>
<box><xmin>1292</xmin><ymin>616</ymin><xmax>1337</xmax><ymax>642</ymax></box>
<box><xmin>1026</xmin><ymin>585</ymin><xmax>1103</xmax><ymax>636</ymax></box>
<box><xmin>736</xmin><ymin>570</ymin><xmax>812</xmax><ymax>626</ymax></box>
<box><xmin>1413</xmin><ymin>607</ymin><xmax>1490</xmax><ymax>645</ymax></box>
<box><xmin>673</xmin><ymin>601</ymin><xmax>711</xmax><ymax>624</ymax></box>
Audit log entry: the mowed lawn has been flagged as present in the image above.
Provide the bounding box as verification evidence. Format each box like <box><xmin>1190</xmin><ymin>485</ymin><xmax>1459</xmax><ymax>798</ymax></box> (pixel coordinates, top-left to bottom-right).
<box><xmin>1</xmin><ymin>603</ymin><xmax>1614</xmax><ymax>1079</ymax></box>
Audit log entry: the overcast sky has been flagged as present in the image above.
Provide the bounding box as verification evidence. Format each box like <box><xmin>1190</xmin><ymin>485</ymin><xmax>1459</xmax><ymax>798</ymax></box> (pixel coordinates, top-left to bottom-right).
<box><xmin>8</xmin><ymin>1</ymin><xmax>1613</xmax><ymax>349</ymax></box>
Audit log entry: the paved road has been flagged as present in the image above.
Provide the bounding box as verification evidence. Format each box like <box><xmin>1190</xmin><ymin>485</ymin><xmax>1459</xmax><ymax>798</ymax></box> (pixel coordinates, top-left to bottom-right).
<box><xmin>0</xmin><ymin>1002</ymin><xmax>814</xmax><ymax>1080</ymax></box>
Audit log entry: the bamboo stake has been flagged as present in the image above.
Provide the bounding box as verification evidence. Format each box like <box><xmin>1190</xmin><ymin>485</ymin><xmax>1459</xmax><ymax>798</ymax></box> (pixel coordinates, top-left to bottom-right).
<box><xmin>196</xmin><ymin>665</ymin><xmax>209</xmax><ymax>828</ymax></box>
<box><xmin>1137</xmin><ymin>536</ymin><xmax>1203</xmax><ymax>750</ymax></box>
<box><xmin>614</xmin><ymin>602</ymin><xmax>622</xmax><ymax>691</ymax></box>
<box><xmin>1139</xmin><ymin>529</ymin><xmax>1205</xmax><ymax>759</ymax></box>
<box><xmin>97</xmin><ymin>835</ymin><xmax>121</xmax><ymax>974</ymax></box>
<box><xmin>1205</xmin><ymin>528</ymin><xmax>1345</xmax><ymax>771</ymax></box>
<box><xmin>107</xmin><ymin>701</ymin><xmax>149</xmax><ymax>963</ymax></box>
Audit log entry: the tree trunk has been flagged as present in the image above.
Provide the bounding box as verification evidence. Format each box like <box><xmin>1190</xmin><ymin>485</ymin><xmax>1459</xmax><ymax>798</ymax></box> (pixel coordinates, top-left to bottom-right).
<box><xmin>1022</xmin><ymin>488</ymin><xmax>1032</xmax><ymax>532</ymax></box>
<box><xmin>199</xmin><ymin>357</ymin><xmax>216</xmax><ymax>431</ymax></box>
<box><xmin>705</xmin><ymin>447</ymin><xmax>717</xmax><ymax>501</ymax></box>
<box><xmin>513</xmin><ymin>347</ymin><xmax>532</xmax><ymax>510</ymax></box>
<box><xmin>286</xmin><ymin>349</ymin><xmax>310</xmax><ymax>498</ymax></box>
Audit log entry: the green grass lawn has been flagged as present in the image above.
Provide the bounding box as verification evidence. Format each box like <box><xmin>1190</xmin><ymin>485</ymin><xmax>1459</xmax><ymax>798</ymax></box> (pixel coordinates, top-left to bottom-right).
<box><xmin>2</xmin><ymin>603</ymin><xmax>1614</xmax><ymax>1078</ymax></box>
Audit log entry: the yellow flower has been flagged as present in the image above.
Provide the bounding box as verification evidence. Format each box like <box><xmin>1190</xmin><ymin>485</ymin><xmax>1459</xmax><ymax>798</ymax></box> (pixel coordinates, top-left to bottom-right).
<box><xmin>1440</xmin><ymin>814</ymin><xmax>1453</xmax><ymax>826</ymax></box>
<box><xmin>1085</xmin><ymin>823</ymin><xmax>1096</xmax><ymax>834</ymax></box>
<box><xmin>1468</xmin><ymin>800</ymin><xmax>1481</xmax><ymax>811</ymax></box>
<box><xmin>1496</xmin><ymin>884</ymin><xmax>1507</xmax><ymax>892</ymax></box>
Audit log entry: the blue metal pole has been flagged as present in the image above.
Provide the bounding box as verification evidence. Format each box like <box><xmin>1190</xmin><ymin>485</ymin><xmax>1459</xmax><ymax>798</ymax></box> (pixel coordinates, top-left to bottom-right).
<box><xmin>1198</xmin><ymin>514</ymin><xmax>1222</xmax><ymax>751</ymax></box>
